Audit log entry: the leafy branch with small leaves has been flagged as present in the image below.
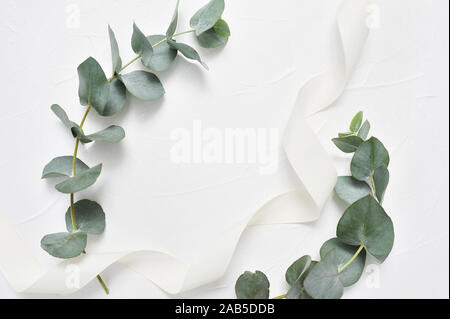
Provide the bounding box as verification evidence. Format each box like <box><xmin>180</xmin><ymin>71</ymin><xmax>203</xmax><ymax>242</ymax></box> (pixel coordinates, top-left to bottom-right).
<box><xmin>40</xmin><ymin>0</ymin><xmax>230</xmax><ymax>294</ymax></box>
<box><xmin>235</xmin><ymin>112</ymin><xmax>394</xmax><ymax>299</ymax></box>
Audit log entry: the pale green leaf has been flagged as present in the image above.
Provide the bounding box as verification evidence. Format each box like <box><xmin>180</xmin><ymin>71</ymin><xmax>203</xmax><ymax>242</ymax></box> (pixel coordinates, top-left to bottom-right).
<box><xmin>357</xmin><ymin>120</ymin><xmax>371</xmax><ymax>140</ymax></box>
<box><xmin>190</xmin><ymin>0</ymin><xmax>225</xmax><ymax>36</ymax></box>
<box><xmin>120</xmin><ymin>71</ymin><xmax>165</xmax><ymax>101</ymax></box>
<box><xmin>65</xmin><ymin>199</ymin><xmax>106</xmax><ymax>234</ymax></box>
<box><xmin>86</xmin><ymin>125</ymin><xmax>125</xmax><ymax>143</ymax></box>
<box><xmin>350</xmin><ymin>111</ymin><xmax>363</xmax><ymax>133</ymax></box>
<box><xmin>102</xmin><ymin>78</ymin><xmax>127</xmax><ymax>117</ymax></box>
<box><xmin>335</xmin><ymin>176</ymin><xmax>372</xmax><ymax>204</ymax></box>
<box><xmin>332</xmin><ymin>136</ymin><xmax>364</xmax><ymax>153</ymax></box>
<box><xmin>285</xmin><ymin>255</ymin><xmax>311</xmax><ymax>286</ymax></box>
<box><xmin>373</xmin><ymin>166</ymin><xmax>389</xmax><ymax>203</ymax></box>
<box><xmin>168</xmin><ymin>40</ymin><xmax>208</xmax><ymax>69</ymax></box>
<box><xmin>131</xmin><ymin>23</ymin><xmax>153</xmax><ymax>68</ymax></box>
<box><xmin>55</xmin><ymin>164</ymin><xmax>102</xmax><ymax>194</ymax></box>
<box><xmin>166</xmin><ymin>0</ymin><xmax>179</xmax><ymax>39</ymax></box>
<box><xmin>108</xmin><ymin>25</ymin><xmax>122</xmax><ymax>74</ymax></box>
<box><xmin>147</xmin><ymin>35</ymin><xmax>178</xmax><ymax>72</ymax></box>
<box><xmin>42</xmin><ymin>156</ymin><xmax>89</xmax><ymax>179</ymax></box>
<box><xmin>41</xmin><ymin>232</ymin><xmax>87</xmax><ymax>259</ymax></box>
<box><xmin>195</xmin><ymin>27</ymin><xmax>228</xmax><ymax>48</ymax></box>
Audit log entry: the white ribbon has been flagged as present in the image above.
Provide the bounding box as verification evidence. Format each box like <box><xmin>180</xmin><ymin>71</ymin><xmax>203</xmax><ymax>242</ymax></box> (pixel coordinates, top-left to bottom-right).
<box><xmin>0</xmin><ymin>0</ymin><xmax>369</xmax><ymax>295</ymax></box>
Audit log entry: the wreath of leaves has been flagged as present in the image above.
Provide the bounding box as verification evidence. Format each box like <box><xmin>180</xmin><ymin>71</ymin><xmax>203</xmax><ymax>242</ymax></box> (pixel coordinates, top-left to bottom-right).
<box><xmin>40</xmin><ymin>0</ymin><xmax>230</xmax><ymax>294</ymax></box>
<box><xmin>235</xmin><ymin>112</ymin><xmax>395</xmax><ymax>299</ymax></box>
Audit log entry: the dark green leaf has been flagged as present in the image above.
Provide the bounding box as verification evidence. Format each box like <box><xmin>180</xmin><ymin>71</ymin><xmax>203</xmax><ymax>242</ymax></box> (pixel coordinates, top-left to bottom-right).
<box><xmin>373</xmin><ymin>166</ymin><xmax>389</xmax><ymax>203</ymax></box>
<box><xmin>120</xmin><ymin>71</ymin><xmax>165</xmax><ymax>101</ymax></box>
<box><xmin>108</xmin><ymin>25</ymin><xmax>122</xmax><ymax>74</ymax></box>
<box><xmin>168</xmin><ymin>40</ymin><xmax>208</xmax><ymax>69</ymax></box>
<box><xmin>337</xmin><ymin>195</ymin><xmax>394</xmax><ymax>262</ymax></box>
<box><xmin>41</xmin><ymin>232</ymin><xmax>87</xmax><ymax>259</ymax></box>
<box><xmin>166</xmin><ymin>0</ymin><xmax>179</xmax><ymax>39</ymax></box>
<box><xmin>86</xmin><ymin>125</ymin><xmax>125</xmax><ymax>143</ymax></box>
<box><xmin>304</xmin><ymin>250</ymin><xmax>343</xmax><ymax>299</ymax></box>
<box><xmin>357</xmin><ymin>120</ymin><xmax>371</xmax><ymax>140</ymax></box>
<box><xmin>320</xmin><ymin>238</ymin><xmax>366</xmax><ymax>287</ymax></box>
<box><xmin>132</xmin><ymin>23</ymin><xmax>153</xmax><ymax>68</ymax></box>
<box><xmin>332</xmin><ymin>136</ymin><xmax>364</xmax><ymax>153</ymax></box>
<box><xmin>213</xmin><ymin>19</ymin><xmax>230</xmax><ymax>38</ymax></box>
<box><xmin>42</xmin><ymin>156</ymin><xmax>89</xmax><ymax>179</ymax></box>
<box><xmin>190</xmin><ymin>0</ymin><xmax>225</xmax><ymax>36</ymax></box>
<box><xmin>55</xmin><ymin>164</ymin><xmax>102</xmax><ymax>194</ymax></box>
<box><xmin>335</xmin><ymin>176</ymin><xmax>372</xmax><ymax>204</ymax></box>
<box><xmin>350</xmin><ymin>111</ymin><xmax>363</xmax><ymax>133</ymax></box>
<box><xmin>285</xmin><ymin>255</ymin><xmax>311</xmax><ymax>286</ymax></box>
<box><xmin>286</xmin><ymin>261</ymin><xmax>317</xmax><ymax>299</ymax></box>
<box><xmin>195</xmin><ymin>27</ymin><xmax>228</xmax><ymax>48</ymax></box>
<box><xmin>147</xmin><ymin>35</ymin><xmax>178</xmax><ymax>71</ymax></box>
<box><xmin>77</xmin><ymin>57</ymin><xmax>110</xmax><ymax>115</ymax></box>
<box><xmin>65</xmin><ymin>199</ymin><xmax>106</xmax><ymax>234</ymax></box>
<box><xmin>102</xmin><ymin>78</ymin><xmax>127</xmax><ymax>117</ymax></box>
<box><xmin>351</xmin><ymin>137</ymin><xmax>390</xmax><ymax>181</ymax></box>
<box><xmin>235</xmin><ymin>271</ymin><xmax>270</xmax><ymax>299</ymax></box>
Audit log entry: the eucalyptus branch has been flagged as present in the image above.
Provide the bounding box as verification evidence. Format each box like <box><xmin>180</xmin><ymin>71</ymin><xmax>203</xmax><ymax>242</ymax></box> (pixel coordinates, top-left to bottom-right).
<box><xmin>235</xmin><ymin>111</ymin><xmax>394</xmax><ymax>299</ymax></box>
<box><xmin>40</xmin><ymin>0</ymin><xmax>230</xmax><ymax>295</ymax></box>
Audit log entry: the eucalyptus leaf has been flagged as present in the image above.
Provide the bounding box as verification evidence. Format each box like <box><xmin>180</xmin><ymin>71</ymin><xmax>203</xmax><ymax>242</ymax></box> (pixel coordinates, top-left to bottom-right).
<box><xmin>357</xmin><ymin>120</ymin><xmax>371</xmax><ymax>140</ymax></box>
<box><xmin>77</xmin><ymin>57</ymin><xmax>110</xmax><ymax>115</ymax></box>
<box><xmin>235</xmin><ymin>271</ymin><xmax>270</xmax><ymax>299</ymax></box>
<box><xmin>102</xmin><ymin>78</ymin><xmax>127</xmax><ymax>117</ymax></box>
<box><xmin>350</xmin><ymin>111</ymin><xmax>363</xmax><ymax>133</ymax></box>
<box><xmin>286</xmin><ymin>261</ymin><xmax>317</xmax><ymax>299</ymax></box>
<box><xmin>338</xmin><ymin>132</ymin><xmax>354</xmax><ymax>138</ymax></box>
<box><xmin>285</xmin><ymin>255</ymin><xmax>311</xmax><ymax>286</ymax></box>
<box><xmin>168</xmin><ymin>40</ymin><xmax>208</xmax><ymax>69</ymax></box>
<box><xmin>86</xmin><ymin>125</ymin><xmax>125</xmax><ymax>143</ymax></box>
<box><xmin>55</xmin><ymin>164</ymin><xmax>102</xmax><ymax>194</ymax></box>
<box><xmin>373</xmin><ymin>166</ymin><xmax>389</xmax><ymax>203</ymax></box>
<box><xmin>332</xmin><ymin>136</ymin><xmax>364</xmax><ymax>153</ymax></box>
<box><xmin>120</xmin><ymin>71</ymin><xmax>165</xmax><ymax>101</ymax></box>
<box><xmin>335</xmin><ymin>176</ymin><xmax>372</xmax><ymax>204</ymax></box>
<box><xmin>166</xmin><ymin>0</ymin><xmax>179</xmax><ymax>39</ymax></box>
<box><xmin>41</xmin><ymin>232</ymin><xmax>87</xmax><ymax>259</ymax></box>
<box><xmin>320</xmin><ymin>238</ymin><xmax>366</xmax><ymax>287</ymax></box>
<box><xmin>65</xmin><ymin>199</ymin><xmax>106</xmax><ymax>234</ymax></box>
<box><xmin>108</xmin><ymin>25</ymin><xmax>122</xmax><ymax>74</ymax></box>
<box><xmin>147</xmin><ymin>35</ymin><xmax>178</xmax><ymax>72</ymax></box>
<box><xmin>51</xmin><ymin>104</ymin><xmax>75</xmax><ymax>130</ymax></box>
<box><xmin>42</xmin><ymin>156</ymin><xmax>89</xmax><ymax>179</ymax></box>
<box><xmin>213</xmin><ymin>19</ymin><xmax>230</xmax><ymax>38</ymax></box>
<box><xmin>195</xmin><ymin>26</ymin><xmax>228</xmax><ymax>48</ymax></box>
<box><xmin>303</xmin><ymin>250</ymin><xmax>343</xmax><ymax>299</ymax></box>
<box><xmin>351</xmin><ymin>137</ymin><xmax>390</xmax><ymax>181</ymax></box>
<box><xmin>190</xmin><ymin>0</ymin><xmax>225</xmax><ymax>36</ymax></box>
<box><xmin>337</xmin><ymin>195</ymin><xmax>394</xmax><ymax>262</ymax></box>
<box><xmin>131</xmin><ymin>22</ymin><xmax>153</xmax><ymax>68</ymax></box>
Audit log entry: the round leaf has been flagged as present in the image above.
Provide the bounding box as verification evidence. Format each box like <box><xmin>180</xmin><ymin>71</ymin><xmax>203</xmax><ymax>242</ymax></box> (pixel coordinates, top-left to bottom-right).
<box><xmin>213</xmin><ymin>19</ymin><xmax>230</xmax><ymax>38</ymax></box>
<box><xmin>334</xmin><ymin>176</ymin><xmax>372</xmax><ymax>205</ymax></box>
<box><xmin>235</xmin><ymin>271</ymin><xmax>270</xmax><ymax>299</ymax></box>
<box><xmin>55</xmin><ymin>164</ymin><xmax>102</xmax><ymax>194</ymax></box>
<box><xmin>351</xmin><ymin>137</ymin><xmax>390</xmax><ymax>181</ymax></box>
<box><xmin>108</xmin><ymin>25</ymin><xmax>122</xmax><ymax>74</ymax></box>
<box><xmin>320</xmin><ymin>238</ymin><xmax>366</xmax><ymax>287</ymax></box>
<box><xmin>196</xmin><ymin>28</ymin><xmax>228</xmax><ymax>48</ymax></box>
<box><xmin>102</xmin><ymin>78</ymin><xmax>127</xmax><ymax>117</ymax></box>
<box><xmin>285</xmin><ymin>255</ymin><xmax>311</xmax><ymax>286</ymax></box>
<box><xmin>120</xmin><ymin>71</ymin><xmax>165</xmax><ymax>101</ymax></box>
<box><xmin>65</xmin><ymin>199</ymin><xmax>106</xmax><ymax>234</ymax></box>
<box><xmin>41</xmin><ymin>232</ymin><xmax>87</xmax><ymax>259</ymax></box>
<box><xmin>332</xmin><ymin>136</ymin><xmax>364</xmax><ymax>153</ymax></box>
<box><xmin>42</xmin><ymin>156</ymin><xmax>89</xmax><ymax>179</ymax></box>
<box><xmin>86</xmin><ymin>125</ymin><xmax>125</xmax><ymax>143</ymax></box>
<box><xmin>147</xmin><ymin>35</ymin><xmax>178</xmax><ymax>72</ymax></box>
<box><xmin>373</xmin><ymin>166</ymin><xmax>389</xmax><ymax>203</ymax></box>
<box><xmin>350</xmin><ymin>111</ymin><xmax>363</xmax><ymax>133</ymax></box>
<box><xmin>337</xmin><ymin>195</ymin><xmax>394</xmax><ymax>262</ymax></box>
<box><xmin>190</xmin><ymin>0</ymin><xmax>225</xmax><ymax>36</ymax></box>
<box><xmin>77</xmin><ymin>57</ymin><xmax>110</xmax><ymax>115</ymax></box>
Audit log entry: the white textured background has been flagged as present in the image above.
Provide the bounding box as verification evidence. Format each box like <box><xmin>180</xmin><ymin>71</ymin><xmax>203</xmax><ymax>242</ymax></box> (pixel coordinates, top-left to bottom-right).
<box><xmin>0</xmin><ymin>0</ymin><xmax>448</xmax><ymax>298</ymax></box>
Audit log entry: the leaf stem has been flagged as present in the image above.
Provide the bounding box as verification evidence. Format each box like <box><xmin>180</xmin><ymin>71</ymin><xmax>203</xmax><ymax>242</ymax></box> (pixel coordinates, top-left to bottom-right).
<box><xmin>338</xmin><ymin>243</ymin><xmax>364</xmax><ymax>273</ymax></box>
<box><xmin>370</xmin><ymin>172</ymin><xmax>377</xmax><ymax>199</ymax></box>
<box><xmin>272</xmin><ymin>294</ymin><xmax>287</xmax><ymax>299</ymax></box>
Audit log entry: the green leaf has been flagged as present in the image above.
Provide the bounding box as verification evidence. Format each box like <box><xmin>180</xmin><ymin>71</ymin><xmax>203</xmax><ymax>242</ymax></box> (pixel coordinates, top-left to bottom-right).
<box><xmin>168</xmin><ymin>40</ymin><xmax>208</xmax><ymax>69</ymax></box>
<box><xmin>373</xmin><ymin>166</ymin><xmax>389</xmax><ymax>203</ymax></box>
<box><xmin>65</xmin><ymin>199</ymin><xmax>106</xmax><ymax>234</ymax></box>
<box><xmin>120</xmin><ymin>71</ymin><xmax>165</xmax><ymax>101</ymax></box>
<box><xmin>332</xmin><ymin>136</ymin><xmax>364</xmax><ymax>153</ymax></box>
<box><xmin>195</xmin><ymin>27</ymin><xmax>228</xmax><ymax>48</ymax></box>
<box><xmin>335</xmin><ymin>176</ymin><xmax>372</xmax><ymax>205</ymax></box>
<box><xmin>213</xmin><ymin>19</ymin><xmax>230</xmax><ymax>38</ymax></box>
<box><xmin>108</xmin><ymin>25</ymin><xmax>122</xmax><ymax>74</ymax></box>
<box><xmin>190</xmin><ymin>0</ymin><xmax>225</xmax><ymax>36</ymax></box>
<box><xmin>357</xmin><ymin>120</ymin><xmax>371</xmax><ymax>140</ymax></box>
<box><xmin>166</xmin><ymin>0</ymin><xmax>179</xmax><ymax>39</ymax></box>
<box><xmin>131</xmin><ymin>22</ymin><xmax>153</xmax><ymax>68</ymax></box>
<box><xmin>286</xmin><ymin>261</ymin><xmax>317</xmax><ymax>299</ymax></box>
<box><xmin>320</xmin><ymin>238</ymin><xmax>366</xmax><ymax>287</ymax></box>
<box><xmin>235</xmin><ymin>271</ymin><xmax>270</xmax><ymax>299</ymax></box>
<box><xmin>303</xmin><ymin>250</ymin><xmax>343</xmax><ymax>299</ymax></box>
<box><xmin>102</xmin><ymin>78</ymin><xmax>127</xmax><ymax>117</ymax></box>
<box><xmin>42</xmin><ymin>156</ymin><xmax>89</xmax><ymax>179</ymax></box>
<box><xmin>337</xmin><ymin>195</ymin><xmax>394</xmax><ymax>262</ymax></box>
<box><xmin>350</xmin><ymin>111</ymin><xmax>363</xmax><ymax>133</ymax></box>
<box><xmin>351</xmin><ymin>137</ymin><xmax>390</xmax><ymax>181</ymax></box>
<box><xmin>86</xmin><ymin>125</ymin><xmax>125</xmax><ymax>143</ymax></box>
<box><xmin>51</xmin><ymin>104</ymin><xmax>75</xmax><ymax>130</ymax></box>
<box><xmin>77</xmin><ymin>57</ymin><xmax>110</xmax><ymax>115</ymax></box>
<box><xmin>338</xmin><ymin>132</ymin><xmax>354</xmax><ymax>138</ymax></box>
<box><xmin>55</xmin><ymin>164</ymin><xmax>102</xmax><ymax>194</ymax></box>
<box><xmin>41</xmin><ymin>232</ymin><xmax>87</xmax><ymax>259</ymax></box>
<box><xmin>285</xmin><ymin>255</ymin><xmax>311</xmax><ymax>286</ymax></box>
<box><xmin>147</xmin><ymin>35</ymin><xmax>178</xmax><ymax>72</ymax></box>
